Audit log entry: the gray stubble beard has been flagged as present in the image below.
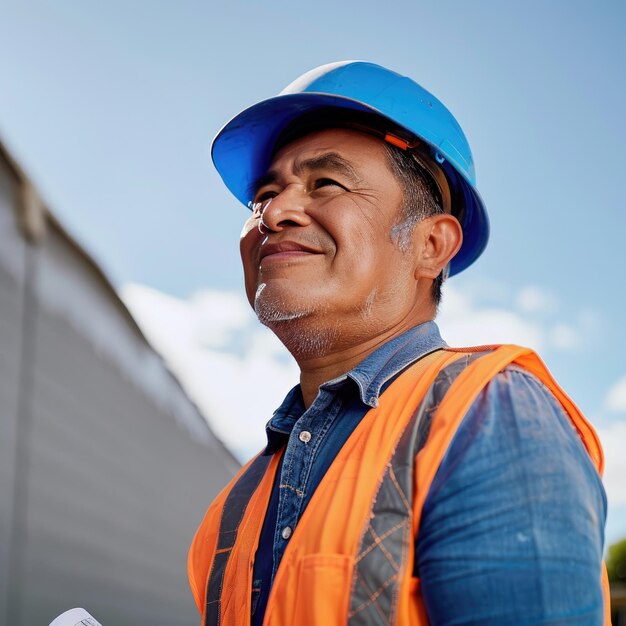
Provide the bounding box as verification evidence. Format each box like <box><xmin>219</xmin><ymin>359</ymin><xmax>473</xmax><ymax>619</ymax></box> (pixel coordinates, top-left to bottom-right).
<box><xmin>253</xmin><ymin>283</ymin><xmax>339</xmax><ymax>360</ymax></box>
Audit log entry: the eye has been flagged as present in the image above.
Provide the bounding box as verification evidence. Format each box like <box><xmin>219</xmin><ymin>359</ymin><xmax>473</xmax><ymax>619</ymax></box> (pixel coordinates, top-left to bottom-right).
<box><xmin>249</xmin><ymin>191</ymin><xmax>277</xmax><ymax>215</ymax></box>
<box><xmin>312</xmin><ymin>178</ymin><xmax>346</xmax><ymax>191</ymax></box>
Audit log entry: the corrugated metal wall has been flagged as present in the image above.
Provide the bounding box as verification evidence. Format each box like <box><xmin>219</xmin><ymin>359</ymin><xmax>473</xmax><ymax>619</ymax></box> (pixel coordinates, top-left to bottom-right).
<box><xmin>0</xmin><ymin>142</ymin><xmax>239</xmax><ymax>626</ymax></box>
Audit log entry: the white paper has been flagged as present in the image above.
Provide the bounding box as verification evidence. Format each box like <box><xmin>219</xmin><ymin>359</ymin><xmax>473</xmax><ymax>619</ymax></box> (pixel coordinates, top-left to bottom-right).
<box><xmin>49</xmin><ymin>607</ymin><xmax>102</xmax><ymax>626</ymax></box>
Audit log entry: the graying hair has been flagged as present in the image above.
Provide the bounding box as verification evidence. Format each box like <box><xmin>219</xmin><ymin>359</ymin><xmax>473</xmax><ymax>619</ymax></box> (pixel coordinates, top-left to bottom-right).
<box><xmin>382</xmin><ymin>143</ymin><xmax>446</xmax><ymax>306</ymax></box>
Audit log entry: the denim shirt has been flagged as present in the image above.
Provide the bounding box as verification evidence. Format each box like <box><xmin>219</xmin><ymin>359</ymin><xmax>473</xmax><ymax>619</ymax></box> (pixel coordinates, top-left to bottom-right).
<box><xmin>251</xmin><ymin>322</ymin><xmax>606</xmax><ymax>625</ymax></box>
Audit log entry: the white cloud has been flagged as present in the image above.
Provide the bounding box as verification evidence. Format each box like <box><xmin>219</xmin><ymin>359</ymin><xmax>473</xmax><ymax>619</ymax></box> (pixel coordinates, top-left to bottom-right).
<box><xmin>516</xmin><ymin>286</ymin><xmax>558</xmax><ymax>315</ymax></box>
<box><xmin>120</xmin><ymin>284</ymin><xmax>298</xmax><ymax>460</ymax></box>
<box><xmin>597</xmin><ymin>421</ymin><xmax>626</xmax><ymax>507</ymax></box>
<box><xmin>605</xmin><ymin>376</ymin><xmax>626</xmax><ymax>412</ymax></box>
<box><xmin>190</xmin><ymin>290</ymin><xmax>253</xmax><ymax>349</ymax></box>
<box><xmin>116</xmin><ymin>279</ymin><xmax>626</xmax><ymax>559</ymax></box>
<box><xmin>121</xmin><ymin>281</ymin><xmax>625</xmax><ymax>541</ymax></box>
<box><xmin>549</xmin><ymin>323</ymin><xmax>580</xmax><ymax>350</ymax></box>
<box><xmin>439</xmin><ymin>285</ymin><xmax>545</xmax><ymax>350</ymax></box>
<box><xmin>120</xmin><ymin>281</ymin><xmax>600</xmax><ymax>462</ymax></box>
<box><xmin>439</xmin><ymin>284</ymin><xmax>594</xmax><ymax>354</ymax></box>
<box><xmin>590</xmin><ymin>373</ymin><xmax>626</xmax><ymax>512</ymax></box>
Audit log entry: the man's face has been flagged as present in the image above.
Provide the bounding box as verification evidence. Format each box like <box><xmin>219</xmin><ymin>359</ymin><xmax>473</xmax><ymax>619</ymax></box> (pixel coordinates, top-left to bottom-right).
<box><xmin>240</xmin><ymin>128</ymin><xmax>424</xmax><ymax>346</ymax></box>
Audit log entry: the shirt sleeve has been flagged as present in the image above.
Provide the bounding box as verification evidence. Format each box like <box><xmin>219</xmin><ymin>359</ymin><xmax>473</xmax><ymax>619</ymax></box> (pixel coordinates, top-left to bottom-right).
<box><xmin>416</xmin><ymin>365</ymin><xmax>607</xmax><ymax>625</ymax></box>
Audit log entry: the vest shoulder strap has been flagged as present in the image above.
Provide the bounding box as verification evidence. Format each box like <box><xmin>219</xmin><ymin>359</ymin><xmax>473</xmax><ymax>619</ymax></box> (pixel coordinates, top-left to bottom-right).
<box><xmin>188</xmin><ymin>451</ymin><xmax>281</xmax><ymax>622</ymax></box>
<box><xmin>348</xmin><ymin>349</ymin><xmax>489</xmax><ymax>625</ymax></box>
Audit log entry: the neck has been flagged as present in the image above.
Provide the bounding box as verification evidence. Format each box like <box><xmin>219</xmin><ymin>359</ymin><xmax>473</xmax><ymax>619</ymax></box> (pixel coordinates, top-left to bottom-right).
<box><xmin>291</xmin><ymin>317</ymin><xmax>433</xmax><ymax>407</ymax></box>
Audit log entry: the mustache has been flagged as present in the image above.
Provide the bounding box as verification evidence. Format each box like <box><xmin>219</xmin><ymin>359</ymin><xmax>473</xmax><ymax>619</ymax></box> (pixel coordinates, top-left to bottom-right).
<box><xmin>260</xmin><ymin>231</ymin><xmax>331</xmax><ymax>253</ymax></box>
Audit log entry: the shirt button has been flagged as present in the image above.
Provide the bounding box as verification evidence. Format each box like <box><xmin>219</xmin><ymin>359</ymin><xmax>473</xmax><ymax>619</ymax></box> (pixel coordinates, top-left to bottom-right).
<box><xmin>299</xmin><ymin>431</ymin><xmax>312</xmax><ymax>443</ymax></box>
<box><xmin>281</xmin><ymin>526</ymin><xmax>292</xmax><ymax>540</ymax></box>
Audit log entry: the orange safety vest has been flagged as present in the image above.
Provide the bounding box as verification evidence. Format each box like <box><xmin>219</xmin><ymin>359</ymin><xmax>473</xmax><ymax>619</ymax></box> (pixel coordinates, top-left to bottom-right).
<box><xmin>188</xmin><ymin>346</ymin><xmax>611</xmax><ymax>625</ymax></box>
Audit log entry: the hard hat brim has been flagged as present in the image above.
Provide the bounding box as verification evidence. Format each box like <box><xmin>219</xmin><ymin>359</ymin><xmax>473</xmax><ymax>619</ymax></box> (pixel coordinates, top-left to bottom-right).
<box><xmin>212</xmin><ymin>93</ymin><xmax>488</xmax><ymax>276</ymax></box>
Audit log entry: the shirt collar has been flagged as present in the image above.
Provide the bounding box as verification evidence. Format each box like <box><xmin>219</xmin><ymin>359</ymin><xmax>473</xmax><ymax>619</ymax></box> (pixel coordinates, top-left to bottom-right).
<box><xmin>345</xmin><ymin>321</ymin><xmax>446</xmax><ymax>408</ymax></box>
<box><xmin>264</xmin><ymin>321</ymin><xmax>446</xmax><ymax>452</ymax></box>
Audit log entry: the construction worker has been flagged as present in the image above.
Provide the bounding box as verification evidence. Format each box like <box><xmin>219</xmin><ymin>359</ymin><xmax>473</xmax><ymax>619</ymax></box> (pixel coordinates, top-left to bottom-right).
<box><xmin>189</xmin><ymin>62</ymin><xmax>609</xmax><ymax>625</ymax></box>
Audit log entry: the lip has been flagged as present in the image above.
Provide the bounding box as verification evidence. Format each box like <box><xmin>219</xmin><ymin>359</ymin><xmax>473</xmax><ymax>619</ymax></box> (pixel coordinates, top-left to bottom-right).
<box><xmin>259</xmin><ymin>240</ymin><xmax>323</xmax><ymax>264</ymax></box>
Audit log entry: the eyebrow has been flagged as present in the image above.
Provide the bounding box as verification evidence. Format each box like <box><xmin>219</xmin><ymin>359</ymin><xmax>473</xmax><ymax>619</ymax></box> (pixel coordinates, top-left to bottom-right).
<box><xmin>251</xmin><ymin>152</ymin><xmax>361</xmax><ymax>195</ymax></box>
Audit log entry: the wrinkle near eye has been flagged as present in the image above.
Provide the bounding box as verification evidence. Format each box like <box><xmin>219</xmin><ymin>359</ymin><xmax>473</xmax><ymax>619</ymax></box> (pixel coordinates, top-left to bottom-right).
<box><xmin>348</xmin><ymin>187</ymin><xmax>382</xmax><ymax>205</ymax></box>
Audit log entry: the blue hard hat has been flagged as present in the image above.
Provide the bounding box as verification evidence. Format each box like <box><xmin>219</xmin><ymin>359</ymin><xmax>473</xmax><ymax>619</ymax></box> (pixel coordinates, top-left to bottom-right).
<box><xmin>212</xmin><ymin>61</ymin><xmax>489</xmax><ymax>276</ymax></box>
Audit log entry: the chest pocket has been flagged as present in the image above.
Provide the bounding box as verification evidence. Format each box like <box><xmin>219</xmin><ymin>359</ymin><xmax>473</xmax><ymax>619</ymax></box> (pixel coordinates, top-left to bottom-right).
<box><xmin>291</xmin><ymin>553</ymin><xmax>354</xmax><ymax>625</ymax></box>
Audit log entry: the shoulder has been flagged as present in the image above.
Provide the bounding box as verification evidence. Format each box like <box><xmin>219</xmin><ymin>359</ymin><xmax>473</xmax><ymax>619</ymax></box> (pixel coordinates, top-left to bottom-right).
<box><xmin>416</xmin><ymin>359</ymin><xmax>607</xmax><ymax>624</ymax></box>
<box><xmin>465</xmin><ymin>362</ymin><xmax>594</xmax><ymax>457</ymax></box>
<box><xmin>425</xmin><ymin>359</ymin><xmax>606</xmax><ymax>516</ymax></box>
<box><xmin>430</xmin><ymin>346</ymin><xmax>592</xmax><ymax>451</ymax></box>
<box><xmin>440</xmin><ymin>362</ymin><xmax>598</xmax><ymax>470</ymax></box>
<box><xmin>416</xmin><ymin>346</ymin><xmax>559</xmax><ymax>437</ymax></box>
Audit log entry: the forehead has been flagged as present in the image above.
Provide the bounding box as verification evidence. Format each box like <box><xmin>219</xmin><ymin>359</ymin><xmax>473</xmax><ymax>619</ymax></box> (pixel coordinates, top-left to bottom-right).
<box><xmin>269</xmin><ymin>127</ymin><xmax>390</xmax><ymax>171</ymax></box>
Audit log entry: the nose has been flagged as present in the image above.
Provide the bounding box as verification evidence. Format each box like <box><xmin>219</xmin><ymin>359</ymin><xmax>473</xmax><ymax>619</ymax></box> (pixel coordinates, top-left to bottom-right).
<box><xmin>259</xmin><ymin>184</ymin><xmax>311</xmax><ymax>233</ymax></box>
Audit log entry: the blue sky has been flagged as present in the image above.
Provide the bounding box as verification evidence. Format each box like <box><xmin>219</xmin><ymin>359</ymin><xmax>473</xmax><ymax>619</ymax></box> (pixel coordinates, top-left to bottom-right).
<box><xmin>2</xmin><ymin>1</ymin><xmax>625</xmax><ymax>543</ymax></box>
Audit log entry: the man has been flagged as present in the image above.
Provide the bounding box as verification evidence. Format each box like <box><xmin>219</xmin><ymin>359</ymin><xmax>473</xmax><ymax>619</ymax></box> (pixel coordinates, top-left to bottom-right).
<box><xmin>189</xmin><ymin>62</ymin><xmax>609</xmax><ymax>625</ymax></box>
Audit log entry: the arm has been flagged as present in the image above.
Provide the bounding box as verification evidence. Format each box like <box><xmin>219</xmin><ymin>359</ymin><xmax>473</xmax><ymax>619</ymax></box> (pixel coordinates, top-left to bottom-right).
<box><xmin>416</xmin><ymin>366</ymin><xmax>607</xmax><ymax>625</ymax></box>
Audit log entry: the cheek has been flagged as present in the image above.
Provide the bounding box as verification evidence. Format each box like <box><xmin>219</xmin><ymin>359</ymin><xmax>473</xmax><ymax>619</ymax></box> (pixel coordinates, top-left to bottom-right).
<box><xmin>239</xmin><ymin>218</ymin><xmax>262</xmax><ymax>304</ymax></box>
<box><xmin>333</xmin><ymin>223</ymin><xmax>412</xmax><ymax>289</ymax></box>
<box><xmin>240</xmin><ymin>215</ymin><xmax>258</xmax><ymax>240</ymax></box>
<box><xmin>239</xmin><ymin>214</ymin><xmax>261</xmax><ymax>257</ymax></box>
<box><xmin>327</xmin><ymin>214</ymin><xmax>392</xmax><ymax>267</ymax></box>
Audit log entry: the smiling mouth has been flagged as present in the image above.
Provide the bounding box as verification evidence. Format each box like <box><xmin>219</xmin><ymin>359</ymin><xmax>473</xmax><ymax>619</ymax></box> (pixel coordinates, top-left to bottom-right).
<box><xmin>259</xmin><ymin>241</ymin><xmax>323</xmax><ymax>264</ymax></box>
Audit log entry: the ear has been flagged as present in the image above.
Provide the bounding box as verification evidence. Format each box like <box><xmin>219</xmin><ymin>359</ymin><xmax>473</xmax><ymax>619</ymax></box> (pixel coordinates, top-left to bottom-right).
<box><xmin>413</xmin><ymin>214</ymin><xmax>463</xmax><ymax>280</ymax></box>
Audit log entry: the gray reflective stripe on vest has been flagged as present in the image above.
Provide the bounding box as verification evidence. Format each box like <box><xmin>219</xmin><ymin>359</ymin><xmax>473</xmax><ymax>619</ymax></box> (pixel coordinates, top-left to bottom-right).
<box><xmin>205</xmin><ymin>454</ymin><xmax>272</xmax><ymax>626</ymax></box>
<box><xmin>348</xmin><ymin>352</ymin><xmax>487</xmax><ymax>625</ymax></box>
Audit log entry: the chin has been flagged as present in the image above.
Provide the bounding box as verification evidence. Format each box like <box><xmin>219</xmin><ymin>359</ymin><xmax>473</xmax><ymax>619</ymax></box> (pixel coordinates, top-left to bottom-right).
<box><xmin>253</xmin><ymin>283</ymin><xmax>314</xmax><ymax>325</ymax></box>
<box><xmin>253</xmin><ymin>284</ymin><xmax>341</xmax><ymax>358</ymax></box>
